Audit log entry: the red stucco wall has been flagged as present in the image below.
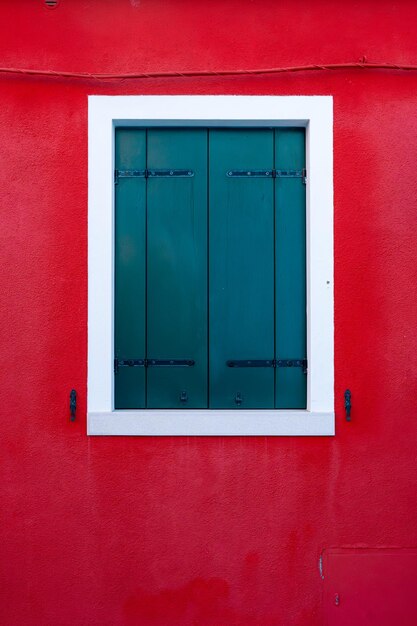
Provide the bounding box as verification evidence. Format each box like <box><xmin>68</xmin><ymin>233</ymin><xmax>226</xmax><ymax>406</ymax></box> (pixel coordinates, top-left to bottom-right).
<box><xmin>1</xmin><ymin>2</ymin><xmax>417</xmax><ymax>624</ymax></box>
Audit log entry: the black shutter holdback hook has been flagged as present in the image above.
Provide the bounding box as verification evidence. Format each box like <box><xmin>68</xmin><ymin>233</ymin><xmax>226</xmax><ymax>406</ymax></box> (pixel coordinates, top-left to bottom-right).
<box><xmin>70</xmin><ymin>389</ymin><xmax>77</xmax><ymax>422</ymax></box>
<box><xmin>344</xmin><ymin>389</ymin><xmax>352</xmax><ymax>421</ymax></box>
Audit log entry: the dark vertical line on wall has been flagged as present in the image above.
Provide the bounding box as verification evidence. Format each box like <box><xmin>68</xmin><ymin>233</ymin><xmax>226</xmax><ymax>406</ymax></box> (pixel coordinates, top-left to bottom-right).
<box><xmin>207</xmin><ymin>128</ymin><xmax>210</xmax><ymax>408</ymax></box>
<box><xmin>273</xmin><ymin>129</ymin><xmax>277</xmax><ymax>409</ymax></box>
<box><xmin>145</xmin><ymin>129</ymin><xmax>148</xmax><ymax>408</ymax></box>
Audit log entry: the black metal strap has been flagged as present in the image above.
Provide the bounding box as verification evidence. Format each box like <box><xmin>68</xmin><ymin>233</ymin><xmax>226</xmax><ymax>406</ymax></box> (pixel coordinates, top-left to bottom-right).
<box><xmin>227</xmin><ymin>170</ymin><xmax>274</xmax><ymax>178</ymax></box>
<box><xmin>115</xmin><ymin>169</ymin><xmax>194</xmax><ymax>183</ymax></box>
<box><xmin>226</xmin><ymin>168</ymin><xmax>306</xmax><ymax>181</ymax></box>
<box><xmin>147</xmin><ymin>359</ymin><xmax>195</xmax><ymax>367</ymax></box>
<box><xmin>226</xmin><ymin>359</ymin><xmax>307</xmax><ymax>373</ymax></box>
<box><xmin>116</xmin><ymin>169</ymin><xmax>146</xmax><ymax>178</ymax></box>
<box><xmin>114</xmin><ymin>359</ymin><xmax>145</xmax><ymax>374</ymax></box>
<box><xmin>276</xmin><ymin>359</ymin><xmax>308</xmax><ymax>373</ymax></box>
<box><xmin>116</xmin><ymin>359</ymin><xmax>145</xmax><ymax>367</ymax></box>
<box><xmin>114</xmin><ymin>358</ymin><xmax>195</xmax><ymax>373</ymax></box>
<box><xmin>227</xmin><ymin>359</ymin><xmax>274</xmax><ymax>368</ymax></box>
<box><xmin>147</xmin><ymin>169</ymin><xmax>194</xmax><ymax>178</ymax></box>
<box><xmin>275</xmin><ymin>169</ymin><xmax>306</xmax><ymax>179</ymax></box>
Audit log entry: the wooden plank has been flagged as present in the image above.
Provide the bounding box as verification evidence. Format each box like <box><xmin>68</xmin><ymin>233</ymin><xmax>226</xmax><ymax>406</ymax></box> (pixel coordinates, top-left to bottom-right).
<box><xmin>114</xmin><ymin>129</ymin><xmax>146</xmax><ymax>408</ymax></box>
<box><xmin>209</xmin><ymin>129</ymin><xmax>275</xmax><ymax>408</ymax></box>
<box><xmin>275</xmin><ymin>128</ymin><xmax>307</xmax><ymax>408</ymax></box>
<box><xmin>146</xmin><ymin>129</ymin><xmax>208</xmax><ymax>408</ymax></box>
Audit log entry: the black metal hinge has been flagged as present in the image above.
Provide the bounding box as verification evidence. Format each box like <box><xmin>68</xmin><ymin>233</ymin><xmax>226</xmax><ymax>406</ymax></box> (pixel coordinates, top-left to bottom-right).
<box><xmin>226</xmin><ymin>359</ymin><xmax>308</xmax><ymax>374</ymax></box>
<box><xmin>115</xmin><ymin>169</ymin><xmax>194</xmax><ymax>183</ymax></box>
<box><xmin>114</xmin><ymin>358</ymin><xmax>195</xmax><ymax>374</ymax></box>
<box><xmin>114</xmin><ymin>359</ymin><xmax>145</xmax><ymax>374</ymax></box>
<box><xmin>114</xmin><ymin>169</ymin><xmax>146</xmax><ymax>184</ymax></box>
<box><xmin>226</xmin><ymin>168</ymin><xmax>306</xmax><ymax>183</ymax></box>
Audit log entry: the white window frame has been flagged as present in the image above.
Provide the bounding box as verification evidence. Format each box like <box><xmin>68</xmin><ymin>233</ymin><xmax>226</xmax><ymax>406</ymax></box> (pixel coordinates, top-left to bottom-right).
<box><xmin>88</xmin><ymin>95</ymin><xmax>334</xmax><ymax>436</ymax></box>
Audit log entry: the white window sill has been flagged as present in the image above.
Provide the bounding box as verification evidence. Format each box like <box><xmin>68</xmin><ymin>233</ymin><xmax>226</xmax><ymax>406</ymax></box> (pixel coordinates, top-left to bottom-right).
<box><xmin>87</xmin><ymin>410</ymin><xmax>335</xmax><ymax>436</ymax></box>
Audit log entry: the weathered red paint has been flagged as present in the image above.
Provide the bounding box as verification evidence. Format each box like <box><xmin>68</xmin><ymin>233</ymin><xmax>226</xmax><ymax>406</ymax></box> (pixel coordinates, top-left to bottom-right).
<box><xmin>1</xmin><ymin>2</ymin><xmax>417</xmax><ymax>625</ymax></box>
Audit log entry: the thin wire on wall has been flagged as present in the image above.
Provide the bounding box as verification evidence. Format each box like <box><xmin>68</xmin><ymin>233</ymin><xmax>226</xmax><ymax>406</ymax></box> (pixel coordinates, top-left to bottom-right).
<box><xmin>1</xmin><ymin>61</ymin><xmax>417</xmax><ymax>81</ymax></box>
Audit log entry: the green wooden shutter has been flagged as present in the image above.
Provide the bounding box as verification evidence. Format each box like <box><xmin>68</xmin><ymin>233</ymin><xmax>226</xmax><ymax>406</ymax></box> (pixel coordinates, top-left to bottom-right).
<box><xmin>114</xmin><ymin>127</ymin><xmax>306</xmax><ymax>411</ymax></box>
<box><xmin>275</xmin><ymin>128</ymin><xmax>307</xmax><ymax>408</ymax></box>
<box><xmin>146</xmin><ymin>129</ymin><xmax>208</xmax><ymax>408</ymax></box>
<box><xmin>209</xmin><ymin>129</ymin><xmax>275</xmax><ymax>408</ymax></box>
<box><xmin>114</xmin><ymin>129</ymin><xmax>147</xmax><ymax>409</ymax></box>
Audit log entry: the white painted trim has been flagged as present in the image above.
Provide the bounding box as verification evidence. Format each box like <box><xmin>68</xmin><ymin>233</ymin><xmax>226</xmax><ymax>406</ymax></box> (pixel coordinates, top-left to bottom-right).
<box><xmin>88</xmin><ymin>411</ymin><xmax>334</xmax><ymax>436</ymax></box>
<box><xmin>88</xmin><ymin>96</ymin><xmax>334</xmax><ymax>436</ymax></box>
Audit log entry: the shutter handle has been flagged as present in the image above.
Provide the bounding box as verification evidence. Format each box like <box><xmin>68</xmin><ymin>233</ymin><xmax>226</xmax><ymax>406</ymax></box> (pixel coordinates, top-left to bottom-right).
<box><xmin>235</xmin><ymin>392</ymin><xmax>243</xmax><ymax>406</ymax></box>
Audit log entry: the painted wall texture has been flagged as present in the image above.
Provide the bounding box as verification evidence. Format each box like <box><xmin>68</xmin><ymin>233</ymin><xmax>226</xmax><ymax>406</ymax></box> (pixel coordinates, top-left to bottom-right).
<box><xmin>1</xmin><ymin>1</ymin><xmax>417</xmax><ymax>624</ymax></box>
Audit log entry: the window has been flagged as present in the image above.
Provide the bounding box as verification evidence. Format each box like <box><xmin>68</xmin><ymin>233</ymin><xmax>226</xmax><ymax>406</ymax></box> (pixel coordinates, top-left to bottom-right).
<box><xmin>115</xmin><ymin>126</ymin><xmax>306</xmax><ymax>410</ymax></box>
<box><xmin>88</xmin><ymin>96</ymin><xmax>334</xmax><ymax>435</ymax></box>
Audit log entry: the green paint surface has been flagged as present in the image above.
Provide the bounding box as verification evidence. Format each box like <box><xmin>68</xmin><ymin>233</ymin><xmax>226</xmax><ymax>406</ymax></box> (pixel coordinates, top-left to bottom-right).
<box><xmin>115</xmin><ymin>129</ymin><xmax>146</xmax><ymax>408</ymax></box>
<box><xmin>114</xmin><ymin>128</ymin><xmax>306</xmax><ymax>410</ymax></box>
<box><xmin>209</xmin><ymin>129</ymin><xmax>275</xmax><ymax>408</ymax></box>
<box><xmin>147</xmin><ymin>129</ymin><xmax>208</xmax><ymax>408</ymax></box>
